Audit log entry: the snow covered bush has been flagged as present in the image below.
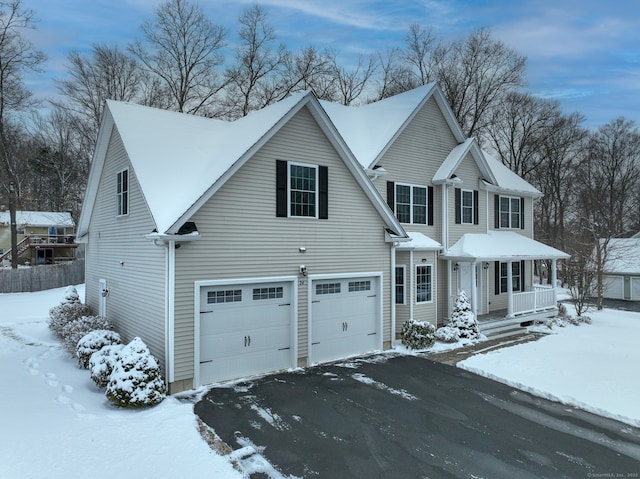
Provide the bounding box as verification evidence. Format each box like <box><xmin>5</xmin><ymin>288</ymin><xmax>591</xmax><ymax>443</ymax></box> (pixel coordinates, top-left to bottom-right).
<box><xmin>557</xmin><ymin>302</ymin><xmax>568</xmax><ymax>318</ymax></box>
<box><xmin>89</xmin><ymin>344</ymin><xmax>125</xmax><ymax>388</ymax></box>
<box><xmin>61</xmin><ymin>315</ymin><xmax>112</xmax><ymax>355</ymax></box>
<box><xmin>76</xmin><ymin>330</ymin><xmax>122</xmax><ymax>369</ymax></box>
<box><xmin>449</xmin><ymin>291</ymin><xmax>480</xmax><ymax>340</ymax></box>
<box><xmin>49</xmin><ymin>285</ymin><xmax>93</xmax><ymax>337</ymax></box>
<box><xmin>106</xmin><ymin>337</ymin><xmax>165</xmax><ymax>408</ymax></box>
<box><xmin>401</xmin><ymin>319</ymin><xmax>436</xmax><ymax>350</ymax></box>
<box><xmin>435</xmin><ymin>326</ymin><xmax>460</xmax><ymax>343</ymax></box>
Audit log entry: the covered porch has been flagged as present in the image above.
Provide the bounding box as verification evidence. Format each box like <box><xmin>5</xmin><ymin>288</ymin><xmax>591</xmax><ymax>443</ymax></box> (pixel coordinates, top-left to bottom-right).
<box><xmin>443</xmin><ymin>231</ymin><xmax>570</xmax><ymax>336</ymax></box>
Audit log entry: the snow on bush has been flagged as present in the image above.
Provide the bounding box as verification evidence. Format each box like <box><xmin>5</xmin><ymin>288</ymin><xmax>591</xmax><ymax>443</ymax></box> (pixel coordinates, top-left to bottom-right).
<box><xmin>61</xmin><ymin>315</ymin><xmax>112</xmax><ymax>355</ymax></box>
<box><xmin>435</xmin><ymin>326</ymin><xmax>460</xmax><ymax>343</ymax></box>
<box><xmin>449</xmin><ymin>291</ymin><xmax>480</xmax><ymax>340</ymax></box>
<box><xmin>401</xmin><ymin>319</ymin><xmax>436</xmax><ymax>350</ymax></box>
<box><xmin>89</xmin><ymin>344</ymin><xmax>125</xmax><ymax>388</ymax></box>
<box><xmin>76</xmin><ymin>330</ymin><xmax>122</xmax><ymax>369</ymax></box>
<box><xmin>106</xmin><ymin>337</ymin><xmax>165</xmax><ymax>408</ymax></box>
<box><xmin>62</xmin><ymin>285</ymin><xmax>81</xmax><ymax>304</ymax></box>
<box><xmin>49</xmin><ymin>303</ymin><xmax>93</xmax><ymax>338</ymax></box>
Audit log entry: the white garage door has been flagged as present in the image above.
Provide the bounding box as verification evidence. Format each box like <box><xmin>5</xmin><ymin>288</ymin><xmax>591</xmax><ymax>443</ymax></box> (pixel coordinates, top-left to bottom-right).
<box><xmin>631</xmin><ymin>277</ymin><xmax>640</xmax><ymax>301</ymax></box>
<box><xmin>199</xmin><ymin>280</ymin><xmax>293</xmax><ymax>385</ymax></box>
<box><xmin>603</xmin><ymin>276</ymin><xmax>624</xmax><ymax>300</ymax></box>
<box><xmin>311</xmin><ymin>276</ymin><xmax>380</xmax><ymax>364</ymax></box>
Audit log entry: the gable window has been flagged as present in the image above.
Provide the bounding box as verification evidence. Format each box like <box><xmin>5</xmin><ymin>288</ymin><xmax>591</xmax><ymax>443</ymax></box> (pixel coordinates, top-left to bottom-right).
<box><xmin>497</xmin><ymin>261</ymin><xmax>523</xmax><ymax>293</ymax></box>
<box><xmin>276</xmin><ymin>160</ymin><xmax>328</xmax><ymax>219</ymax></box>
<box><xmin>395</xmin><ymin>266</ymin><xmax>405</xmax><ymax>305</ymax></box>
<box><xmin>116</xmin><ymin>168</ymin><xmax>129</xmax><ymax>216</ymax></box>
<box><xmin>495</xmin><ymin>195</ymin><xmax>524</xmax><ymax>229</ymax></box>
<box><xmin>416</xmin><ymin>265</ymin><xmax>432</xmax><ymax>303</ymax></box>
<box><xmin>395</xmin><ymin>183</ymin><xmax>427</xmax><ymax>224</ymax></box>
<box><xmin>454</xmin><ymin>188</ymin><xmax>479</xmax><ymax>225</ymax></box>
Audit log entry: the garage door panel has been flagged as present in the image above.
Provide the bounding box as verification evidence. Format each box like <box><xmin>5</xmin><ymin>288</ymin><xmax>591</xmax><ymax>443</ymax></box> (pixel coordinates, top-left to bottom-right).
<box><xmin>199</xmin><ymin>280</ymin><xmax>293</xmax><ymax>385</ymax></box>
<box><xmin>603</xmin><ymin>276</ymin><xmax>624</xmax><ymax>300</ymax></box>
<box><xmin>311</xmin><ymin>276</ymin><xmax>380</xmax><ymax>364</ymax></box>
<box><xmin>631</xmin><ymin>277</ymin><xmax>640</xmax><ymax>301</ymax></box>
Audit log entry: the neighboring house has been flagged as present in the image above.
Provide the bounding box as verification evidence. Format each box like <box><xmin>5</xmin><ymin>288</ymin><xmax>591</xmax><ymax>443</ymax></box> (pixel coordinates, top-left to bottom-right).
<box><xmin>600</xmin><ymin>237</ymin><xmax>640</xmax><ymax>301</ymax></box>
<box><xmin>0</xmin><ymin>211</ymin><xmax>77</xmax><ymax>265</ymax></box>
<box><xmin>77</xmin><ymin>84</ymin><xmax>569</xmax><ymax>393</ymax></box>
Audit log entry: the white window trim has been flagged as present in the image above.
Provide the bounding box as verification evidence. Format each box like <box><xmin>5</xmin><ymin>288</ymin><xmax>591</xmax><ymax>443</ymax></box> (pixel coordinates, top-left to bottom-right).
<box><xmin>288</xmin><ymin>161</ymin><xmax>319</xmax><ymax>219</ymax></box>
<box><xmin>395</xmin><ymin>265</ymin><xmax>406</xmax><ymax>305</ymax></box>
<box><xmin>461</xmin><ymin>189</ymin><xmax>474</xmax><ymax>224</ymax></box>
<box><xmin>416</xmin><ymin>264</ymin><xmax>433</xmax><ymax>304</ymax></box>
<box><xmin>395</xmin><ymin>182</ymin><xmax>428</xmax><ymax>225</ymax></box>
<box><xmin>499</xmin><ymin>195</ymin><xmax>521</xmax><ymax>229</ymax></box>
<box><xmin>116</xmin><ymin>167</ymin><xmax>129</xmax><ymax>217</ymax></box>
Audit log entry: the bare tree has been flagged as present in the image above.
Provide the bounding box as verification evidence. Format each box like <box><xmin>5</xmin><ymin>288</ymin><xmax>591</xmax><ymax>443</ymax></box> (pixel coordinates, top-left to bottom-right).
<box><xmin>374</xmin><ymin>47</ymin><xmax>415</xmax><ymax>101</ymax></box>
<box><xmin>428</xmin><ymin>28</ymin><xmax>526</xmax><ymax>140</ymax></box>
<box><xmin>223</xmin><ymin>5</ymin><xmax>289</xmax><ymax>118</ymax></box>
<box><xmin>130</xmin><ymin>0</ymin><xmax>226</xmax><ymax>115</ymax></box>
<box><xmin>331</xmin><ymin>53</ymin><xmax>376</xmax><ymax>106</ymax></box>
<box><xmin>281</xmin><ymin>45</ymin><xmax>337</xmax><ymax>101</ymax></box>
<box><xmin>403</xmin><ymin>23</ymin><xmax>434</xmax><ymax>87</ymax></box>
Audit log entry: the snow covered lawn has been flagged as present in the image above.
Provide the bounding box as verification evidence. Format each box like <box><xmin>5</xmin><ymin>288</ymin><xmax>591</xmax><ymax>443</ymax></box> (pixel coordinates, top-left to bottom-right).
<box><xmin>0</xmin><ymin>285</ymin><xmax>241</xmax><ymax>479</ymax></box>
<box><xmin>459</xmin><ymin>308</ymin><xmax>640</xmax><ymax>427</ymax></box>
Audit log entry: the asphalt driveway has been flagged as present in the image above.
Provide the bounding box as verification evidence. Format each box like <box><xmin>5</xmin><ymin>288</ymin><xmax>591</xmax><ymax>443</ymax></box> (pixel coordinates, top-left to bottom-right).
<box><xmin>195</xmin><ymin>354</ymin><xmax>640</xmax><ymax>478</ymax></box>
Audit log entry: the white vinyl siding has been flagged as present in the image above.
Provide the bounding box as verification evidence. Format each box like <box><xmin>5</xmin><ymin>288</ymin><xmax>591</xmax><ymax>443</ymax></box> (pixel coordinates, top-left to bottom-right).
<box><xmin>173</xmin><ymin>106</ymin><xmax>393</xmax><ymax>383</ymax></box>
<box><xmin>84</xmin><ymin>129</ymin><xmax>166</xmax><ymax>371</ymax></box>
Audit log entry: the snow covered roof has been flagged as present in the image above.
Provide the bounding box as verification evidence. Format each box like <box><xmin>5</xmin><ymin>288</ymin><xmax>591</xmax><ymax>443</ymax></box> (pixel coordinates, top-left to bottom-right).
<box><xmin>603</xmin><ymin>238</ymin><xmax>640</xmax><ymax>274</ymax></box>
<box><xmin>0</xmin><ymin>211</ymin><xmax>74</xmax><ymax>228</ymax></box>
<box><xmin>77</xmin><ymin>91</ymin><xmax>406</xmax><ymax>238</ymax></box>
<box><xmin>443</xmin><ymin>231</ymin><xmax>570</xmax><ymax>261</ymax></box>
<box><xmin>321</xmin><ymin>83</ymin><xmax>464</xmax><ymax>169</ymax></box>
<box><xmin>396</xmin><ymin>232</ymin><xmax>442</xmax><ymax>250</ymax></box>
<box><xmin>433</xmin><ymin>138</ymin><xmax>542</xmax><ymax>197</ymax></box>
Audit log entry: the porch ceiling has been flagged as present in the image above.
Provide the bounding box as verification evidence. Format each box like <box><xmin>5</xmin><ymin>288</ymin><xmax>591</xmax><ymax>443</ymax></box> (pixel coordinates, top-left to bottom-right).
<box><xmin>442</xmin><ymin>231</ymin><xmax>570</xmax><ymax>262</ymax></box>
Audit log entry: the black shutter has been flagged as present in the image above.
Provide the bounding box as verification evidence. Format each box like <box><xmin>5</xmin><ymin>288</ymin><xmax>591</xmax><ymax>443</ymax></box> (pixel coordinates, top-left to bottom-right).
<box><xmin>495</xmin><ymin>261</ymin><xmax>500</xmax><ymax>295</ymax></box>
<box><xmin>521</xmin><ymin>260</ymin><xmax>526</xmax><ymax>291</ymax></box>
<box><xmin>387</xmin><ymin>181</ymin><xmax>395</xmax><ymax>211</ymax></box>
<box><xmin>276</xmin><ymin>160</ymin><xmax>287</xmax><ymax>217</ymax></box>
<box><xmin>319</xmin><ymin>165</ymin><xmax>328</xmax><ymax>219</ymax></box>
<box><xmin>454</xmin><ymin>188</ymin><xmax>461</xmax><ymax>224</ymax></box>
<box><xmin>473</xmin><ymin>190</ymin><xmax>479</xmax><ymax>225</ymax></box>
<box><xmin>520</xmin><ymin>197</ymin><xmax>525</xmax><ymax>229</ymax></box>
<box><xmin>428</xmin><ymin>186</ymin><xmax>434</xmax><ymax>226</ymax></box>
<box><xmin>494</xmin><ymin>194</ymin><xmax>500</xmax><ymax>229</ymax></box>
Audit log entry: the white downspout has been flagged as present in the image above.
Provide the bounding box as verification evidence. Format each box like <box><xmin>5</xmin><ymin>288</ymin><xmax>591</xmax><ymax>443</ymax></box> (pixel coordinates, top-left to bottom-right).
<box><xmin>390</xmin><ymin>242</ymin><xmax>397</xmax><ymax>347</ymax></box>
<box><xmin>166</xmin><ymin>241</ymin><xmax>176</xmax><ymax>385</ymax></box>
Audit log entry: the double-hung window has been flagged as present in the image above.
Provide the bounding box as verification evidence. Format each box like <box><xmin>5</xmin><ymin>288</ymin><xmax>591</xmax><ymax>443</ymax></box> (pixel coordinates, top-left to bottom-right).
<box><xmin>395</xmin><ymin>183</ymin><xmax>427</xmax><ymax>224</ymax></box>
<box><xmin>499</xmin><ymin>262</ymin><xmax>522</xmax><ymax>293</ymax></box>
<box><xmin>289</xmin><ymin>163</ymin><xmax>317</xmax><ymax>218</ymax></box>
<box><xmin>461</xmin><ymin>189</ymin><xmax>474</xmax><ymax>224</ymax></box>
<box><xmin>116</xmin><ymin>168</ymin><xmax>129</xmax><ymax>216</ymax></box>
<box><xmin>499</xmin><ymin>196</ymin><xmax>521</xmax><ymax>229</ymax></box>
<box><xmin>416</xmin><ymin>265</ymin><xmax>432</xmax><ymax>303</ymax></box>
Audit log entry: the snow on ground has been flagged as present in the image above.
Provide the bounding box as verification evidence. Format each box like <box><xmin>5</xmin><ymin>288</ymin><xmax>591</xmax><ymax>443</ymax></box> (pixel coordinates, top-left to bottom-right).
<box><xmin>0</xmin><ymin>285</ymin><xmax>242</xmax><ymax>479</ymax></box>
<box><xmin>459</xmin><ymin>307</ymin><xmax>640</xmax><ymax>427</ymax></box>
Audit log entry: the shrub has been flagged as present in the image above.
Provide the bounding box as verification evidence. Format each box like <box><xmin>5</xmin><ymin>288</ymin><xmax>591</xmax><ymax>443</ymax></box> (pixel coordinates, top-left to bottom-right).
<box><xmin>401</xmin><ymin>319</ymin><xmax>436</xmax><ymax>350</ymax></box>
<box><xmin>49</xmin><ymin>302</ymin><xmax>93</xmax><ymax>338</ymax></box>
<box><xmin>89</xmin><ymin>344</ymin><xmax>125</xmax><ymax>388</ymax></box>
<box><xmin>76</xmin><ymin>330</ymin><xmax>122</xmax><ymax>369</ymax></box>
<box><xmin>449</xmin><ymin>291</ymin><xmax>480</xmax><ymax>340</ymax></box>
<box><xmin>61</xmin><ymin>286</ymin><xmax>81</xmax><ymax>304</ymax></box>
<box><xmin>435</xmin><ymin>326</ymin><xmax>460</xmax><ymax>343</ymax></box>
<box><xmin>106</xmin><ymin>337</ymin><xmax>166</xmax><ymax>408</ymax></box>
<box><xmin>61</xmin><ymin>315</ymin><xmax>112</xmax><ymax>355</ymax></box>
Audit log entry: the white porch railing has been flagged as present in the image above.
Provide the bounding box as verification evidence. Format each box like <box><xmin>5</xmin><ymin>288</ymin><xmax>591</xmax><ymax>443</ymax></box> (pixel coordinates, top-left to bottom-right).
<box><xmin>512</xmin><ymin>285</ymin><xmax>556</xmax><ymax>315</ymax></box>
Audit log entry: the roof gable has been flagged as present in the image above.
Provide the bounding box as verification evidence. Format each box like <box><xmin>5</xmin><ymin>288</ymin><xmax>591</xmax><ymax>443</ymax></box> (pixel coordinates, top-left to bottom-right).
<box><xmin>78</xmin><ymin>92</ymin><xmax>406</xmax><ymax>238</ymax></box>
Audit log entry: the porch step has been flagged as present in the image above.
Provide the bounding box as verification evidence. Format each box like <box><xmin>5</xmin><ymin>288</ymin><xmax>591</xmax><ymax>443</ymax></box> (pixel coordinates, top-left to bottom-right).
<box><xmin>478</xmin><ymin>318</ymin><xmax>528</xmax><ymax>339</ymax></box>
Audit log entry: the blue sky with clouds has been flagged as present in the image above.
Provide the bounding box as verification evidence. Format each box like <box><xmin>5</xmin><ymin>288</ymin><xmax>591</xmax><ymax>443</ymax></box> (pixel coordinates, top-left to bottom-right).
<box><xmin>25</xmin><ymin>0</ymin><xmax>640</xmax><ymax>128</ymax></box>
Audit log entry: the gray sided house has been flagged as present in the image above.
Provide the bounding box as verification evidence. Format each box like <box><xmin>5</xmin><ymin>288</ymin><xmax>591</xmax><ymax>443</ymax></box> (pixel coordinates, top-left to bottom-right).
<box><xmin>78</xmin><ymin>85</ymin><xmax>570</xmax><ymax>393</ymax></box>
<box><xmin>600</xmin><ymin>237</ymin><xmax>640</xmax><ymax>301</ymax></box>
<box><xmin>77</xmin><ymin>92</ymin><xmax>406</xmax><ymax>393</ymax></box>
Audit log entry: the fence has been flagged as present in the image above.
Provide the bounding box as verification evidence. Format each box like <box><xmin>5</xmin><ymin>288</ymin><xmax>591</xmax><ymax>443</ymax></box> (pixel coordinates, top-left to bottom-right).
<box><xmin>0</xmin><ymin>259</ymin><xmax>85</xmax><ymax>293</ymax></box>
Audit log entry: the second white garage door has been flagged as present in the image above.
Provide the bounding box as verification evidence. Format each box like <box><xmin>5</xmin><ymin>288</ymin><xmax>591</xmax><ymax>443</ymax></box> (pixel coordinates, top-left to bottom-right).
<box><xmin>310</xmin><ymin>275</ymin><xmax>381</xmax><ymax>364</ymax></box>
<box><xmin>198</xmin><ymin>280</ymin><xmax>294</xmax><ymax>385</ymax></box>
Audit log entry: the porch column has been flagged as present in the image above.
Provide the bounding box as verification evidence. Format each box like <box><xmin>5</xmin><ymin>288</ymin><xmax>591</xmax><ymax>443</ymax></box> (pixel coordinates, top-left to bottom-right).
<box><xmin>551</xmin><ymin>258</ymin><xmax>558</xmax><ymax>304</ymax></box>
<box><xmin>409</xmin><ymin>250</ymin><xmax>414</xmax><ymax>320</ymax></box>
<box><xmin>506</xmin><ymin>260</ymin><xmax>514</xmax><ymax>318</ymax></box>
<box><xmin>470</xmin><ymin>261</ymin><xmax>477</xmax><ymax>316</ymax></box>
